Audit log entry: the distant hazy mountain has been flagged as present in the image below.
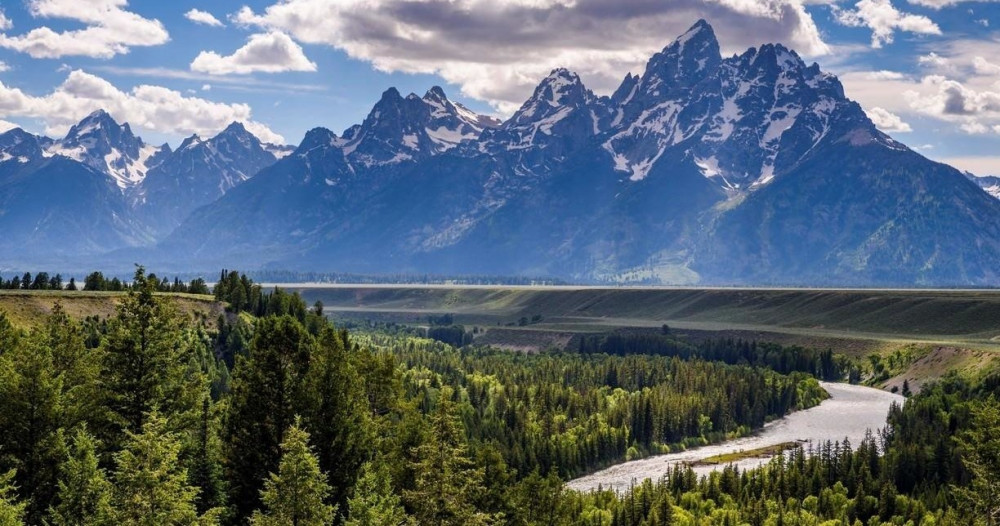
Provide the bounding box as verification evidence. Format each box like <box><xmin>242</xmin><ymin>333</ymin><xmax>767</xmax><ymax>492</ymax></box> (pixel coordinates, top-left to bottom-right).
<box><xmin>0</xmin><ymin>113</ymin><xmax>284</xmax><ymax>266</ymax></box>
<box><xmin>966</xmin><ymin>172</ymin><xmax>1000</xmax><ymax>200</ymax></box>
<box><xmin>132</xmin><ymin>122</ymin><xmax>281</xmax><ymax>237</ymax></box>
<box><xmin>4</xmin><ymin>20</ymin><xmax>1000</xmax><ymax>285</ymax></box>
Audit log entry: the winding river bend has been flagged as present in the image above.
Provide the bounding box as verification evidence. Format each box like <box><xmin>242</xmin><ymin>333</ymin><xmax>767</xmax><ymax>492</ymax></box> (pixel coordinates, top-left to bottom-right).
<box><xmin>566</xmin><ymin>382</ymin><xmax>904</xmax><ymax>493</ymax></box>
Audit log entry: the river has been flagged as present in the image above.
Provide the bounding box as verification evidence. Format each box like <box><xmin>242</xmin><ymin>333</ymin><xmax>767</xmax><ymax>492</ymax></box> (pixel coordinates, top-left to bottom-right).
<box><xmin>566</xmin><ymin>382</ymin><xmax>904</xmax><ymax>493</ymax></box>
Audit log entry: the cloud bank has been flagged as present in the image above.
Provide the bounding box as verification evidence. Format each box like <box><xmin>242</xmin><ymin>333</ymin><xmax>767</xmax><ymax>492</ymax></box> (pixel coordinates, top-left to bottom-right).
<box><xmin>231</xmin><ymin>0</ymin><xmax>832</xmax><ymax>112</ymax></box>
<box><xmin>0</xmin><ymin>69</ymin><xmax>283</xmax><ymax>143</ymax></box>
<box><xmin>0</xmin><ymin>0</ymin><xmax>169</xmax><ymax>59</ymax></box>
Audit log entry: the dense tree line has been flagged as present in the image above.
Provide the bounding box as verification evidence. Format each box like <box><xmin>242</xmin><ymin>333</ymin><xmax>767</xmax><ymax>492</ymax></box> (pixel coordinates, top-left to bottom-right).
<box><xmin>0</xmin><ymin>271</ymin><xmax>996</xmax><ymax>525</ymax></box>
<box><xmin>425</xmin><ymin>325</ymin><xmax>474</xmax><ymax>347</ymax></box>
<box><xmin>577</xmin><ymin>331</ymin><xmax>847</xmax><ymax>380</ymax></box>
<box><xmin>213</xmin><ymin>270</ymin><xmax>317</xmax><ymax>322</ymax></box>
<box><xmin>381</xmin><ymin>340</ymin><xmax>827</xmax><ymax>478</ymax></box>
<box><xmin>0</xmin><ymin>272</ymin><xmax>66</xmax><ymax>290</ymax></box>
<box><xmin>0</xmin><ymin>270</ymin><xmax>213</xmax><ymax>294</ymax></box>
<box><xmin>81</xmin><ymin>271</ymin><xmax>210</xmax><ymax>294</ymax></box>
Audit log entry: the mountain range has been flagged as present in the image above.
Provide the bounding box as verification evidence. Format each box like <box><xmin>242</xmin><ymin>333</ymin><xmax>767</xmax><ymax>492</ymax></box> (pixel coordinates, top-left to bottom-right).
<box><xmin>3</xmin><ymin>20</ymin><xmax>1000</xmax><ymax>286</ymax></box>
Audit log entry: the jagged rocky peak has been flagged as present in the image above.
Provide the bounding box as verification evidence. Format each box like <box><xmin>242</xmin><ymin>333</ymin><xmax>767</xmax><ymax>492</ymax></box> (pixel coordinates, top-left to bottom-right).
<box><xmin>66</xmin><ymin>109</ymin><xmax>123</xmax><ymax>135</ymax></box>
<box><xmin>366</xmin><ymin>87</ymin><xmax>423</xmax><ymax>125</ymax></box>
<box><xmin>611</xmin><ymin>73</ymin><xmax>639</xmax><ymax>105</ymax></box>
<box><xmin>536</xmin><ymin>68</ymin><xmax>589</xmax><ymax>105</ymax></box>
<box><xmin>601</xmin><ymin>20</ymin><xmax>882</xmax><ymax>187</ymax></box>
<box><xmin>208</xmin><ymin>121</ymin><xmax>269</xmax><ymax>154</ymax></box>
<box><xmin>162</xmin><ymin>121</ymin><xmax>277</xmax><ymax>174</ymax></box>
<box><xmin>478</xmin><ymin>68</ymin><xmax>611</xmax><ymax>155</ymax></box>
<box><xmin>422</xmin><ymin>85</ymin><xmax>499</xmax><ymax>152</ymax></box>
<box><xmin>423</xmin><ymin>86</ymin><xmax>500</xmax><ymax>131</ymax></box>
<box><xmin>639</xmin><ymin>19</ymin><xmax>722</xmax><ymax>94</ymax></box>
<box><xmin>506</xmin><ymin>68</ymin><xmax>597</xmax><ymax>128</ymax></box>
<box><xmin>340</xmin><ymin>87</ymin><xmax>433</xmax><ymax>164</ymax></box>
<box><xmin>670</xmin><ymin>19</ymin><xmax>720</xmax><ymax>60</ymax></box>
<box><xmin>61</xmin><ymin>109</ymin><xmax>143</xmax><ymax>157</ymax></box>
<box><xmin>340</xmin><ymin>85</ymin><xmax>500</xmax><ymax>162</ymax></box>
<box><xmin>46</xmin><ymin>110</ymin><xmax>165</xmax><ymax>189</ymax></box>
<box><xmin>179</xmin><ymin>134</ymin><xmax>203</xmax><ymax>150</ymax></box>
<box><xmin>298</xmin><ymin>127</ymin><xmax>339</xmax><ymax>153</ymax></box>
<box><xmin>0</xmin><ymin>127</ymin><xmax>48</xmax><ymax>163</ymax></box>
<box><xmin>218</xmin><ymin>121</ymin><xmax>253</xmax><ymax>138</ymax></box>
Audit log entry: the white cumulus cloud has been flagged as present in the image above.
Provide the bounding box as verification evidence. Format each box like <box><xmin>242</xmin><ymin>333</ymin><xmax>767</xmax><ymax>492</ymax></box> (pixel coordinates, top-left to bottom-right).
<box><xmin>867</xmin><ymin>107</ymin><xmax>912</xmax><ymax>132</ymax></box>
<box><xmin>834</xmin><ymin>0</ymin><xmax>941</xmax><ymax>48</ymax></box>
<box><xmin>191</xmin><ymin>32</ymin><xmax>317</xmax><ymax>75</ymax></box>
<box><xmin>908</xmin><ymin>0</ymin><xmax>1000</xmax><ymax>8</ymax></box>
<box><xmin>0</xmin><ymin>0</ymin><xmax>168</xmax><ymax>59</ymax></box>
<box><xmin>0</xmin><ymin>69</ymin><xmax>283</xmax><ymax>143</ymax></box>
<box><xmin>185</xmin><ymin>8</ymin><xmax>224</xmax><ymax>27</ymax></box>
<box><xmin>230</xmin><ymin>0</ymin><xmax>832</xmax><ymax>113</ymax></box>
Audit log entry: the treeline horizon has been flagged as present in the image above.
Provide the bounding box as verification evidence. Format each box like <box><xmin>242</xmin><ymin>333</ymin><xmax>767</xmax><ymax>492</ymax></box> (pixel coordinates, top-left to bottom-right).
<box><xmin>0</xmin><ymin>267</ymin><xmax>571</xmax><ymax>288</ymax></box>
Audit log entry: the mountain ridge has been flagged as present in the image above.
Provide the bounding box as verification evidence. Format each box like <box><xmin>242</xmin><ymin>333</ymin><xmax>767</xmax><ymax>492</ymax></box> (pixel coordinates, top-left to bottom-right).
<box><xmin>0</xmin><ymin>112</ymin><xmax>290</xmax><ymax>257</ymax></box>
<box><xmin>1</xmin><ymin>20</ymin><xmax>998</xmax><ymax>286</ymax></box>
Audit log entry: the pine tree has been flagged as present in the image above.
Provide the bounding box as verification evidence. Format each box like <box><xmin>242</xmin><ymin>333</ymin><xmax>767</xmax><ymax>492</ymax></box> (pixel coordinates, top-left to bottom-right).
<box><xmin>0</xmin><ymin>329</ymin><xmax>64</xmax><ymax>523</ymax></box>
<box><xmin>346</xmin><ymin>459</ymin><xmax>408</xmax><ymax>526</ymax></box>
<box><xmin>509</xmin><ymin>470</ymin><xmax>565</xmax><ymax>526</ymax></box>
<box><xmin>224</xmin><ymin>315</ymin><xmax>316</xmax><ymax>521</ymax></box>
<box><xmin>955</xmin><ymin>398</ymin><xmax>1000</xmax><ymax>526</ymax></box>
<box><xmin>250</xmin><ymin>419</ymin><xmax>335</xmax><ymax>526</ymax></box>
<box><xmin>189</xmin><ymin>398</ymin><xmax>226</xmax><ymax>515</ymax></box>
<box><xmin>109</xmin><ymin>413</ymin><xmax>219</xmax><ymax>526</ymax></box>
<box><xmin>83</xmin><ymin>272</ymin><xmax>105</xmax><ymax>291</ymax></box>
<box><xmin>44</xmin><ymin>303</ymin><xmax>104</xmax><ymax>430</ymax></box>
<box><xmin>0</xmin><ymin>313</ymin><xmax>17</xmax><ymax>355</ymax></box>
<box><xmin>49</xmin><ymin>428</ymin><xmax>112</xmax><ymax>526</ymax></box>
<box><xmin>405</xmin><ymin>387</ymin><xmax>492</xmax><ymax>526</ymax></box>
<box><xmin>0</xmin><ymin>469</ymin><xmax>25</xmax><ymax>526</ymax></box>
<box><xmin>101</xmin><ymin>266</ymin><xmax>203</xmax><ymax>445</ymax></box>
<box><xmin>303</xmin><ymin>326</ymin><xmax>371</xmax><ymax>509</ymax></box>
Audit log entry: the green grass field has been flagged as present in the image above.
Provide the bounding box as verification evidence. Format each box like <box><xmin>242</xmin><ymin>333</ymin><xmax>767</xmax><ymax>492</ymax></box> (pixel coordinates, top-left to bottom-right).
<box><xmin>0</xmin><ymin>290</ymin><xmax>223</xmax><ymax>328</ymax></box>
<box><xmin>289</xmin><ymin>286</ymin><xmax>1000</xmax><ymax>345</ymax></box>
<box><xmin>290</xmin><ymin>285</ymin><xmax>1000</xmax><ymax>387</ymax></box>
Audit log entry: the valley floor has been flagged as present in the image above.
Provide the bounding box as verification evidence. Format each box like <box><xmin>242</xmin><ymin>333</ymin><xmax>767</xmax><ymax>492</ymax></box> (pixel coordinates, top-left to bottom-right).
<box><xmin>290</xmin><ymin>284</ymin><xmax>1000</xmax><ymax>392</ymax></box>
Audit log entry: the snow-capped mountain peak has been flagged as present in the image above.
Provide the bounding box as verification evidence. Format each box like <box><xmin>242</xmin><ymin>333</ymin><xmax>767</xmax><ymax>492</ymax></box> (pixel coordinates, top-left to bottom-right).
<box><xmin>640</xmin><ymin>19</ymin><xmax>721</xmax><ymax>96</ymax></box>
<box><xmin>179</xmin><ymin>134</ymin><xmax>204</xmax><ymax>151</ymax></box>
<box><xmin>483</xmin><ymin>68</ymin><xmax>612</xmax><ymax>155</ymax></box>
<box><xmin>423</xmin><ymin>86</ymin><xmax>500</xmax><ymax>132</ymax></box>
<box><xmin>422</xmin><ymin>86</ymin><xmax>499</xmax><ymax>153</ymax></box>
<box><xmin>0</xmin><ymin>128</ymin><xmax>50</xmax><ymax>164</ymax></box>
<box><xmin>507</xmin><ymin>68</ymin><xmax>595</xmax><ymax>128</ymax></box>
<box><xmin>671</xmin><ymin>19</ymin><xmax>718</xmax><ymax>61</ymax></box>
<box><xmin>599</xmin><ymin>20</ymin><xmax>879</xmax><ymax>187</ymax></box>
<box><xmin>45</xmin><ymin>110</ymin><xmax>166</xmax><ymax>190</ymax></box>
<box><xmin>338</xmin><ymin>85</ymin><xmax>500</xmax><ymax>164</ymax></box>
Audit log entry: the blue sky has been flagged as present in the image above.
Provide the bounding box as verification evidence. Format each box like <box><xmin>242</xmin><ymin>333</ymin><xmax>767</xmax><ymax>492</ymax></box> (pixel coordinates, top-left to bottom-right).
<box><xmin>0</xmin><ymin>0</ymin><xmax>999</xmax><ymax>173</ymax></box>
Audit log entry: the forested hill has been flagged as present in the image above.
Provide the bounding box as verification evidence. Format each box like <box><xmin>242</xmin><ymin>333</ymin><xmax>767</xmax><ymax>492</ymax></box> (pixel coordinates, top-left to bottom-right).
<box><xmin>0</xmin><ymin>270</ymin><xmax>996</xmax><ymax>525</ymax></box>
